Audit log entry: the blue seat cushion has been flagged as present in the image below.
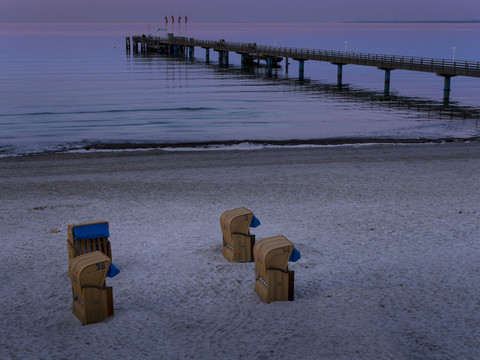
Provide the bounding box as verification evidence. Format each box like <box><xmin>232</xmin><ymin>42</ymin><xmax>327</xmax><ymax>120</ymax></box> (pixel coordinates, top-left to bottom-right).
<box><xmin>73</xmin><ymin>222</ymin><xmax>110</xmax><ymax>240</ymax></box>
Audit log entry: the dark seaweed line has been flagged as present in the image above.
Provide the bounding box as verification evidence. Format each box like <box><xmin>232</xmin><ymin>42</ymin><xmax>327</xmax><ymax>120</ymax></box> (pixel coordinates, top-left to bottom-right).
<box><xmin>2</xmin><ymin>137</ymin><xmax>479</xmax><ymax>157</ymax></box>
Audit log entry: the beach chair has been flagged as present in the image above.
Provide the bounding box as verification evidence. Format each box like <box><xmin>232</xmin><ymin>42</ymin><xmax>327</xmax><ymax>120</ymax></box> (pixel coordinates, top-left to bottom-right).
<box><xmin>67</xmin><ymin>221</ymin><xmax>119</xmax><ymax>324</ymax></box>
<box><xmin>67</xmin><ymin>221</ymin><xmax>112</xmax><ymax>261</ymax></box>
<box><xmin>253</xmin><ymin>235</ymin><xmax>295</xmax><ymax>303</ymax></box>
<box><xmin>220</xmin><ymin>207</ymin><xmax>259</xmax><ymax>262</ymax></box>
<box><xmin>69</xmin><ymin>251</ymin><xmax>114</xmax><ymax>325</ymax></box>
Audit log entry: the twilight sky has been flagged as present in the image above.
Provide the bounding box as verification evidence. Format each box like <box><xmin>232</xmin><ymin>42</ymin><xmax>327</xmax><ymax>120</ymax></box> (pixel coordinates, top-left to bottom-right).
<box><xmin>1</xmin><ymin>0</ymin><xmax>479</xmax><ymax>23</ymax></box>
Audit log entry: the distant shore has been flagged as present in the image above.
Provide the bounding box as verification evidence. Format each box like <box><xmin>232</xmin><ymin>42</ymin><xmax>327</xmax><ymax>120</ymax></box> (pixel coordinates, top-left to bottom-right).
<box><xmin>347</xmin><ymin>20</ymin><xmax>480</xmax><ymax>23</ymax></box>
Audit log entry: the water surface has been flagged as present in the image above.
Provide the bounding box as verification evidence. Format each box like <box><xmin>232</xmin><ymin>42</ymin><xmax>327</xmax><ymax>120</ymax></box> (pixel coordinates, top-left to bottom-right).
<box><xmin>1</xmin><ymin>22</ymin><xmax>479</xmax><ymax>156</ymax></box>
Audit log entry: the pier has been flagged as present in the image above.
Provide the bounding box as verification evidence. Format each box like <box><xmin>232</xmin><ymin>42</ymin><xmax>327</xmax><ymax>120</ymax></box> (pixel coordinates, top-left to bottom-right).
<box><xmin>128</xmin><ymin>34</ymin><xmax>480</xmax><ymax>104</ymax></box>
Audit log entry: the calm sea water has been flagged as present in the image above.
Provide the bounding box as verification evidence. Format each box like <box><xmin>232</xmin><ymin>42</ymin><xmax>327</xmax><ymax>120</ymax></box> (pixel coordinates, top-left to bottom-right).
<box><xmin>1</xmin><ymin>22</ymin><xmax>480</xmax><ymax>156</ymax></box>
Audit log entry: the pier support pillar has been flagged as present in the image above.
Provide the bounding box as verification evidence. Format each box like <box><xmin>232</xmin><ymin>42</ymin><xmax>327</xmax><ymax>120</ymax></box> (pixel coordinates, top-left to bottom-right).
<box><xmin>384</xmin><ymin>69</ymin><xmax>391</xmax><ymax>96</ymax></box>
<box><xmin>337</xmin><ymin>64</ymin><xmax>343</xmax><ymax>86</ymax></box>
<box><xmin>224</xmin><ymin>51</ymin><xmax>229</xmax><ymax>67</ymax></box>
<box><xmin>267</xmin><ymin>57</ymin><xmax>273</xmax><ymax>76</ymax></box>
<box><xmin>443</xmin><ymin>75</ymin><xmax>452</xmax><ymax>105</ymax></box>
<box><xmin>126</xmin><ymin>37</ymin><xmax>131</xmax><ymax>53</ymax></box>
<box><xmin>298</xmin><ymin>60</ymin><xmax>305</xmax><ymax>80</ymax></box>
<box><xmin>285</xmin><ymin>57</ymin><xmax>289</xmax><ymax>74</ymax></box>
<box><xmin>205</xmin><ymin>48</ymin><xmax>210</xmax><ymax>63</ymax></box>
<box><xmin>188</xmin><ymin>46</ymin><xmax>194</xmax><ymax>60</ymax></box>
<box><xmin>218</xmin><ymin>51</ymin><xmax>229</xmax><ymax>67</ymax></box>
<box><xmin>241</xmin><ymin>54</ymin><xmax>246</xmax><ymax>70</ymax></box>
<box><xmin>218</xmin><ymin>51</ymin><xmax>229</xmax><ymax>66</ymax></box>
<box><xmin>218</xmin><ymin>51</ymin><xmax>223</xmax><ymax>64</ymax></box>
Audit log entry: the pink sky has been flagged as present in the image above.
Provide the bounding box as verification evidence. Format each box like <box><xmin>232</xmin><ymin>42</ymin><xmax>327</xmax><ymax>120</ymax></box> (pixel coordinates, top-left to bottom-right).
<box><xmin>1</xmin><ymin>0</ymin><xmax>479</xmax><ymax>23</ymax></box>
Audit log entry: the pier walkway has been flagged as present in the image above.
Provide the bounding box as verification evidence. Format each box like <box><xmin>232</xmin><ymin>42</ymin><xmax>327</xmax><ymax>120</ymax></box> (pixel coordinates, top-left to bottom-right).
<box><xmin>128</xmin><ymin>35</ymin><xmax>480</xmax><ymax>103</ymax></box>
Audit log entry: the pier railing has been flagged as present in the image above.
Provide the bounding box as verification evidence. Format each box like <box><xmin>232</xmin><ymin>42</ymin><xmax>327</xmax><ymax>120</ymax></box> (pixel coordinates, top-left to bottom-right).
<box><xmin>133</xmin><ymin>35</ymin><xmax>480</xmax><ymax>78</ymax></box>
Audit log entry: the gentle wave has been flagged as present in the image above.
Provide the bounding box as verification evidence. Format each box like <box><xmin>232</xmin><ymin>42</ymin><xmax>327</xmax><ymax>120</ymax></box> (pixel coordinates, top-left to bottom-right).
<box><xmin>0</xmin><ymin>107</ymin><xmax>215</xmax><ymax>117</ymax></box>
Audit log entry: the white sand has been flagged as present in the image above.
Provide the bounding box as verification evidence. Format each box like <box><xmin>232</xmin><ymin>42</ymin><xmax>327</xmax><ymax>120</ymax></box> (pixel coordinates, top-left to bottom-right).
<box><xmin>1</xmin><ymin>143</ymin><xmax>480</xmax><ymax>359</ymax></box>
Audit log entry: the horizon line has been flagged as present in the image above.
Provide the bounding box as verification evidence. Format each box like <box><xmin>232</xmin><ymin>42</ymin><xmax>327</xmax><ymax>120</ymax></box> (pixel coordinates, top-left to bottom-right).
<box><xmin>1</xmin><ymin>19</ymin><xmax>480</xmax><ymax>24</ymax></box>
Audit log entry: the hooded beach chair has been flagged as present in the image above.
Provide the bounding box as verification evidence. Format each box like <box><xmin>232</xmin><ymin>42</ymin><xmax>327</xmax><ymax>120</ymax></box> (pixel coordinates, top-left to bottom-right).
<box><xmin>220</xmin><ymin>207</ymin><xmax>260</xmax><ymax>262</ymax></box>
<box><xmin>69</xmin><ymin>251</ymin><xmax>113</xmax><ymax>325</ymax></box>
<box><xmin>67</xmin><ymin>221</ymin><xmax>119</xmax><ymax>324</ymax></box>
<box><xmin>253</xmin><ymin>235</ymin><xmax>296</xmax><ymax>303</ymax></box>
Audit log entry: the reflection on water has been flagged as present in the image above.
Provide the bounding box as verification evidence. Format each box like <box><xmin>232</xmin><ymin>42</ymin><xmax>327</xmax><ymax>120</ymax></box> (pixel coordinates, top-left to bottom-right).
<box><xmin>134</xmin><ymin>50</ymin><xmax>480</xmax><ymax>122</ymax></box>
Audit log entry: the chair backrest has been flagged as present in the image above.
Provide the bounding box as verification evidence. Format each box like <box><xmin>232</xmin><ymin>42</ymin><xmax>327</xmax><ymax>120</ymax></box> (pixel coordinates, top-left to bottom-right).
<box><xmin>253</xmin><ymin>235</ymin><xmax>293</xmax><ymax>280</ymax></box>
<box><xmin>69</xmin><ymin>251</ymin><xmax>111</xmax><ymax>299</ymax></box>
<box><xmin>67</xmin><ymin>221</ymin><xmax>112</xmax><ymax>261</ymax></box>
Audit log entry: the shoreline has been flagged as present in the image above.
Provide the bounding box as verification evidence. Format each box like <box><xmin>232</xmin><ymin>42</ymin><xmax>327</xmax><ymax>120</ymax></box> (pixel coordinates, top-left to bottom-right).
<box><xmin>2</xmin><ymin>136</ymin><xmax>479</xmax><ymax>158</ymax></box>
<box><xmin>2</xmin><ymin>139</ymin><xmax>480</xmax><ymax>164</ymax></box>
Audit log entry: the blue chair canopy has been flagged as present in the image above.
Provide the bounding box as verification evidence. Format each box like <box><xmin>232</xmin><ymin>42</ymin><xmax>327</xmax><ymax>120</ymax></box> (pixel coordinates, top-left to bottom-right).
<box><xmin>107</xmin><ymin>263</ymin><xmax>120</xmax><ymax>278</ymax></box>
<box><xmin>250</xmin><ymin>215</ymin><xmax>261</xmax><ymax>228</ymax></box>
<box><xmin>289</xmin><ymin>247</ymin><xmax>301</xmax><ymax>262</ymax></box>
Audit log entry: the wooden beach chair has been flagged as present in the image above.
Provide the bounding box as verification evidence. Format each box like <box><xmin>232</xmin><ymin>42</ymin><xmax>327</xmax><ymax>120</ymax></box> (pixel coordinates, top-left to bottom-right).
<box><xmin>67</xmin><ymin>220</ymin><xmax>112</xmax><ymax>261</ymax></box>
<box><xmin>253</xmin><ymin>235</ymin><xmax>295</xmax><ymax>303</ymax></box>
<box><xmin>67</xmin><ymin>221</ymin><xmax>117</xmax><ymax>324</ymax></box>
<box><xmin>69</xmin><ymin>251</ymin><xmax>114</xmax><ymax>325</ymax></box>
<box><xmin>220</xmin><ymin>207</ymin><xmax>256</xmax><ymax>262</ymax></box>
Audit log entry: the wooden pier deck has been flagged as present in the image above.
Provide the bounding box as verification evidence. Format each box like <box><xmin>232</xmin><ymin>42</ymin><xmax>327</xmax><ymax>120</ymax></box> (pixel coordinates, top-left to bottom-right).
<box><xmin>128</xmin><ymin>35</ymin><xmax>480</xmax><ymax>103</ymax></box>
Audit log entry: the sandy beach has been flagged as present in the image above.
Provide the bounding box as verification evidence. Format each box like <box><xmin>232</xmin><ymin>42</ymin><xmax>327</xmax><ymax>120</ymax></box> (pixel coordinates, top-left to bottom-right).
<box><xmin>1</xmin><ymin>142</ymin><xmax>480</xmax><ymax>359</ymax></box>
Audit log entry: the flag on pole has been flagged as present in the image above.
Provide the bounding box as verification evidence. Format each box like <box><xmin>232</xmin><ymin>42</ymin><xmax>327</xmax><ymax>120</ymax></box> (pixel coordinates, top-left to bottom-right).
<box><xmin>171</xmin><ymin>15</ymin><xmax>174</xmax><ymax>24</ymax></box>
<box><xmin>178</xmin><ymin>15</ymin><xmax>181</xmax><ymax>24</ymax></box>
<box><xmin>185</xmin><ymin>16</ymin><xmax>188</xmax><ymax>24</ymax></box>
<box><xmin>165</xmin><ymin>16</ymin><xmax>168</xmax><ymax>25</ymax></box>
